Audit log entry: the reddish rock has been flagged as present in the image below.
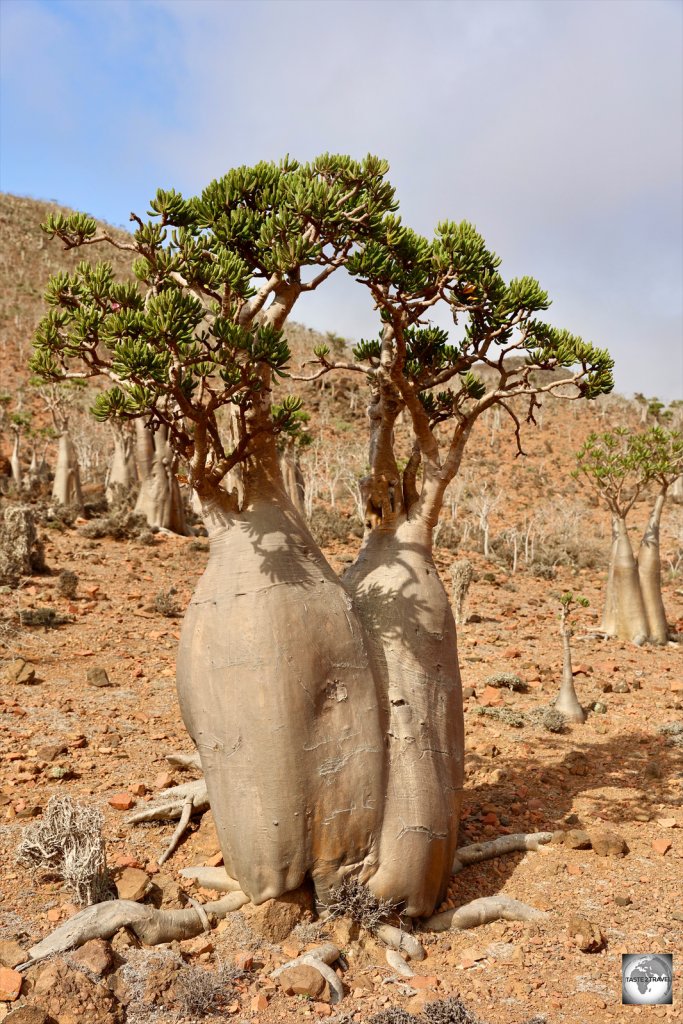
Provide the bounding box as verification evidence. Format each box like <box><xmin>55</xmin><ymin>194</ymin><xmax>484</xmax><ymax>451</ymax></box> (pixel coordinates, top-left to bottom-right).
<box><xmin>411</xmin><ymin>975</ymin><xmax>439</xmax><ymax>989</ymax></box>
<box><xmin>589</xmin><ymin>829</ymin><xmax>628</xmax><ymax>857</ymax></box>
<box><xmin>70</xmin><ymin>938</ymin><xmax>115</xmax><ymax>977</ymax></box>
<box><xmin>154</xmin><ymin>771</ymin><xmax>175</xmax><ymax>790</ymax></box>
<box><xmin>0</xmin><ymin>965</ymin><xmax>22</xmax><ymax>1000</ymax></box>
<box><xmin>108</xmin><ymin>792</ymin><xmax>136</xmax><ymax>811</ymax></box>
<box><xmin>0</xmin><ymin>939</ymin><xmax>27</xmax><ymax>969</ymax></box>
<box><xmin>251</xmin><ymin>993</ymin><xmax>269</xmax><ymax>1012</ymax></box>
<box><xmin>114</xmin><ymin>867</ymin><xmax>150</xmax><ymax>901</ymax></box>
<box><xmin>652</xmin><ymin>837</ymin><xmax>672</xmax><ymax>856</ymax></box>
<box><xmin>567</xmin><ymin>915</ymin><xmax>606</xmax><ymax>952</ymax></box>
<box><xmin>278</xmin><ymin>964</ymin><xmax>326</xmax><ymax>998</ymax></box>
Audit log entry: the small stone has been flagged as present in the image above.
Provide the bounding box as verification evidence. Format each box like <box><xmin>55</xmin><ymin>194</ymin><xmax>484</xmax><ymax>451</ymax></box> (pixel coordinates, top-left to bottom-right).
<box><xmin>3</xmin><ymin>1009</ymin><xmax>51</xmax><ymax>1024</ymax></box>
<box><xmin>35</xmin><ymin>742</ymin><xmax>67</xmax><ymax>762</ymax></box>
<box><xmin>614</xmin><ymin>895</ymin><xmax>632</xmax><ymax>907</ymax></box>
<box><xmin>313</xmin><ymin>1002</ymin><xmax>332</xmax><ymax>1016</ymax></box>
<box><xmin>182</xmin><ymin>936</ymin><xmax>214</xmax><ymax>957</ymax></box>
<box><xmin>129</xmin><ymin>782</ymin><xmax>147</xmax><ymax>797</ymax></box>
<box><xmin>591</xmin><ymin>701</ymin><xmax>608</xmax><ymax>714</ymax></box>
<box><xmin>243</xmin><ymin>887</ymin><xmax>313</xmax><ymax>942</ymax></box>
<box><xmin>612</xmin><ymin>681</ymin><xmax>630</xmax><ymax>693</ymax></box>
<box><xmin>154</xmin><ymin>771</ymin><xmax>175</xmax><ymax>790</ymax></box>
<box><xmin>115</xmin><ymin>867</ymin><xmax>150</xmax><ymax>901</ymax></box>
<box><xmin>70</xmin><ymin>938</ymin><xmax>115</xmax><ymax>977</ymax></box>
<box><xmin>566</xmin><ymin>915</ymin><xmax>606</xmax><ymax>952</ymax></box>
<box><xmin>1</xmin><ymin>659</ymin><xmax>37</xmax><ymax>685</ymax></box>
<box><xmin>601</xmin><ymin>682</ymin><xmax>613</xmax><ymax>693</ymax></box>
<box><xmin>589</xmin><ymin>828</ymin><xmax>628</xmax><ymax>857</ymax></box>
<box><xmin>462</xmin><ymin>686</ymin><xmax>476</xmax><ymax>699</ymax></box>
<box><xmin>251</xmin><ymin>993</ymin><xmax>268</xmax><ymax>1012</ymax></box>
<box><xmin>410</xmin><ymin>975</ymin><xmax>438</xmax><ymax>989</ymax></box>
<box><xmin>656</xmin><ymin>818</ymin><xmax>677</xmax><ymax>828</ymax></box>
<box><xmin>0</xmin><ymin>941</ymin><xmax>27</xmax><ymax>970</ymax></box>
<box><xmin>46</xmin><ymin>907</ymin><xmax>61</xmax><ymax>922</ymax></box>
<box><xmin>564</xmin><ymin>829</ymin><xmax>592</xmax><ymax>849</ymax></box>
<box><xmin>652</xmin><ymin>838</ymin><xmax>672</xmax><ymax>856</ymax></box>
<box><xmin>0</xmin><ymin>966</ymin><xmax>22</xmax><ymax>1001</ymax></box>
<box><xmin>111</xmin><ymin>927</ymin><xmax>141</xmax><ymax>954</ymax></box>
<box><xmin>234</xmin><ymin>951</ymin><xmax>253</xmax><ymax>971</ymax></box>
<box><xmin>278</xmin><ymin>964</ymin><xmax>326</xmax><ymax>999</ymax></box>
<box><xmin>86</xmin><ymin>667</ymin><xmax>112</xmax><ymax>688</ymax></box>
<box><xmin>108</xmin><ymin>792</ymin><xmax>136</xmax><ymax>811</ymax></box>
<box><xmin>671</xmin><ymin>911</ymin><xmax>683</xmax><ymax>923</ymax></box>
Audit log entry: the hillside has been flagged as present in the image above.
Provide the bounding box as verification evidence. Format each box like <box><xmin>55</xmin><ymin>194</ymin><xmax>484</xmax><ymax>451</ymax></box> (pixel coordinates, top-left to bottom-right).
<box><xmin>0</xmin><ymin>194</ymin><xmax>682</xmax><ymax>1024</ymax></box>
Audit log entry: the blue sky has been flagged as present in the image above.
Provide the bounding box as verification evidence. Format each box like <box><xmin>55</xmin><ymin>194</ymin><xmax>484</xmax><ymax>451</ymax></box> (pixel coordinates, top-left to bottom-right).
<box><xmin>1</xmin><ymin>0</ymin><xmax>682</xmax><ymax>401</ymax></box>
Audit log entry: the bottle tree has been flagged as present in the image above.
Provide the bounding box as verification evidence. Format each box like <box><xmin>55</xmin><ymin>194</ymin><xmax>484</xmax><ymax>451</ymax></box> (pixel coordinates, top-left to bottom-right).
<box><xmin>31</xmin><ymin>155</ymin><xmax>613</xmax><ymax>931</ymax></box>
<box><xmin>575</xmin><ymin>426</ymin><xmax>682</xmax><ymax>644</ymax></box>
<box><xmin>555</xmin><ymin>592</ymin><xmax>589</xmax><ymax>723</ymax></box>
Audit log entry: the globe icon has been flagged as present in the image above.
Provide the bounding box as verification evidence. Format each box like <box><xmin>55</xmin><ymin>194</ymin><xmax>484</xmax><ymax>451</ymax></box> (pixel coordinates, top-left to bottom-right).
<box><xmin>622</xmin><ymin>954</ymin><xmax>673</xmax><ymax>1005</ymax></box>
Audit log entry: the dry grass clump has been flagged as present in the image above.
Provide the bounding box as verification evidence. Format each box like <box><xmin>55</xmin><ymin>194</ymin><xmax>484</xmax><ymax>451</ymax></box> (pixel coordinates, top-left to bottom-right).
<box><xmin>153</xmin><ymin>588</ymin><xmax>182</xmax><ymax>617</ymax></box>
<box><xmin>324</xmin><ymin>877</ymin><xmax>397</xmax><ymax>932</ymax></box>
<box><xmin>473</xmin><ymin>706</ymin><xmax>525</xmax><ymax>728</ymax></box>
<box><xmin>172</xmin><ymin>961</ymin><xmax>244</xmax><ymax>1018</ymax></box>
<box><xmin>16</xmin><ymin>795</ymin><xmax>110</xmax><ymax>905</ymax></box>
<box><xmin>485</xmin><ymin>672</ymin><xmax>526</xmax><ymax>691</ymax></box>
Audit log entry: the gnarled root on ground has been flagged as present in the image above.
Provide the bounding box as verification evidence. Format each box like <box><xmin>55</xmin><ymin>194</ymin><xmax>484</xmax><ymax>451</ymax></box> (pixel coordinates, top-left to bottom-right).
<box><xmin>125</xmin><ymin>778</ymin><xmax>209</xmax><ymax>866</ymax></box>
<box><xmin>179</xmin><ymin>865</ymin><xmax>242</xmax><ymax>891</ymax></box>
<box><xmin>375</xmin><ymin>924</ymin><xmax>426</xmax><ymax>961</ymax></box>
<box><xmin>270</xmin><ymin>942</ymin><xmax>344</xmax><ymax>1004</ymax></box>
<box><xmin>18</xmin><ymin>890</ymin><xmax>248</xmax><ymax>968</ymax></box>
<box><xmin>422</xmin><ymin>894</ymin><xmax>547</xmax><ymax>932</ymax></box>
<box><xmin>451</xmin><ymin>831</ymin><xmax>553</xmax><ymax>874</ymax></box>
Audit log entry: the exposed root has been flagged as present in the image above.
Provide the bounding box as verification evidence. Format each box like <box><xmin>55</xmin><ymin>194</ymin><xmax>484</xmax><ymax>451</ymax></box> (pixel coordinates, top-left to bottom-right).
<box><xmin>385</xmin><ymin>948</ymin><xmax>415</xmax><ymax>977</ymax></box>
<box><xmin>125</xmin><ymin>780</ymin><xmax>209</xmax><ymax>824</ymax></box>
<box><xmin>451</xmin><ymin>831</ymin><xmax>553</xmax><ymax>874</ymax></box>
<box><xmin>270</xmin><ymin>942</ymin><xmax>341</xmax><ymax>977</ymax></box>
<box><xmin>179</xmin><ymin>865</ymin><xmax>242</xmax><ymax>891</ymax></box>
<box><xmin>19</xmin><ymin>890</ymin><xmax>249</xmax><ymax>967</ymax></box>
<box><xmin>270</xmin><ymin>942</ymin><xmax>344</xmax><ymax>1005</ymax></box>
<box><xmin>165</xmin><ymin>751</ymin><xmax>202</xmax><ymax>770</ymax></box>
<box><xmin>157</xmin><ymin>795</ymin><xmax>193</xmax><ymax>866</ymax></box>
<box><xmin>422</xmin><ymin>895</ymin><xmax>546</xmax><ymax>933</ymax></box>
<box><xmin>375</xmin><ymin>923</ymin><xmax>426</xmax><ymax>961</ymax></box>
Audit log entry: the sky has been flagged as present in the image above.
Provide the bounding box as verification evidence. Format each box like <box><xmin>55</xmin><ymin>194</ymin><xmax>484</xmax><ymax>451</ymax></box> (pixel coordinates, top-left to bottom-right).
<box><xmin>1</xmin><ymin>0</ymin><xmax>682</xmax><ymax>402</ymax></box>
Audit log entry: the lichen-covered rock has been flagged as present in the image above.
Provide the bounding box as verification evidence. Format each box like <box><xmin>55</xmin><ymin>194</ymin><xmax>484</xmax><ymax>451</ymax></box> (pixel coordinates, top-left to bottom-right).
<box><xmin>0</xmin><ymin>506</ymin><xmax>44</xmax><ymax>586</ymax></box>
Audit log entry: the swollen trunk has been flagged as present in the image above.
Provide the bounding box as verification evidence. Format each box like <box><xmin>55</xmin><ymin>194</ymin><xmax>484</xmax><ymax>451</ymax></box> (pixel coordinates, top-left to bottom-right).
<box><xmin>176</xmin><ymin>479</ymin><xmax>385</xmax><ymax>904</ymax></box>
<box><xmin>606</xmin><ymin>517</ymin><xmax>648</xmax><ymax>644</ymax></box>
<box><xmin>134</xmin><ymin>422</ymin><xmax>188</xmax><ymax>535</ymax></box>
<box><xmin>555</xmin><ymin>627</ymin><xmax>585</xmax><ymax>723</ymax></box>
<box><xmin>51</xmin><ymin>432</ymin><xmax>83</xmax><ymax>509</ymax></box>
<box><xmin>638</xmin><ymin>493</ymin><xmax>668</xmax><ymax>645</ymax></box>
<box><xmin>343</xmin><ymin>519</ymin><xmax>464</xmax><ymax>918</ymax></box>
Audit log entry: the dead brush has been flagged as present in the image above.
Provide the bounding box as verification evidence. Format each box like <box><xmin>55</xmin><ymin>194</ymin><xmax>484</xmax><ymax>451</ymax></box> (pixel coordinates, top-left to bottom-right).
<box><xmin>16</xmin><ymin>795</ymin><xmax>110</xmax><ymax>905</ymax></box>
<box><xmin>323</xmin><ymin>877</ymin><xmax>398</xmax><ymax>932</ymax></box>
<box><xmin>153</xmin><ymin>587</ymin><xmax>181</xmax><ymax>617</ymax></box>
<box><xmin>172</xmin><ymin>961</ymin><xmax>244</xmax><ymax>1019</ymax></box>
<box><xmin>57</xmin><ymin>569</ymin><xmax>78</xmax><ymax>599</ymax></box>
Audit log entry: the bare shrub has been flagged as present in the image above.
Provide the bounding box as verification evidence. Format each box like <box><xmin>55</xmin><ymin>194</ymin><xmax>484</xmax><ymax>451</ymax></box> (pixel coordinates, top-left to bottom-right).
<box><xmin>57</xmin><ymin>569</ymin><xmax>78</xmax><ymax>599</ymax></box>
<box><xmin>79</xmin><ymin>509</ymin><xmax>153</xmax><ymax>542</ymax></box>
<box><xmin>485</xmin><ymin>672</ymin><xmax>526</xmax><ymax>691</ymax></box>
<box><xmin>154</xmin><ymin>588</ymin><xmax>181</xmax><ymax>618</ymax></box>
<box><xmin>172</xmin><ymin>961</ymin><xmax>244</xmax><ymax>1018</ymax></box>
<box><xmin>308</xmin><ymin>507</ymin><xmax>356</xmax><ymax>546</ymax></box>
<box><xmin>423</xmin><ymin>997</ymin><xmax>484</xmax><ymax>1023</ymax></box>
<box><xmin>324</xmin><ymin>877</ymin><xmax>397</xmax><ymax>932</ymax></box>
<box><xmin>18</xmin><ymin>607</ymin><xmax>72</xmax><ymax>628</ymax></box>
<box><xmin>525</xmin><ymin>707</ymin><xmax>567</xmax><ymax>733</ymax></box>
<box><xmin>449</xmin><ymin>559</ymin><xmax>473</xmax><ymax>625</ymax></box>
<box><xmin>473</xmin><ymin>706</ymin><xmax>525</xmax><ymax>728</ymax></box>
<box><xmin>16</xmin><ymin>795</ymin><xmax>110</xmax><ymax>904</ymax></box>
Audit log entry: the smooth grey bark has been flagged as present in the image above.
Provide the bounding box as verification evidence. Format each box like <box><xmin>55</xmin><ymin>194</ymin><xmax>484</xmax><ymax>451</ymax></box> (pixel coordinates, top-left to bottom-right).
<box><xmin>637</xmin><ymin>491</ymin><xmax>669</xmax><ymax>645</ymax></box>
<box><xmin>343</xmin><ymin>516</ymin><xmax>464</xmax><ymax>918</ymax></box>
<box><xmin>10</xmin><ymin>433</ymin><xmax>22</xmax><ymax>487</ymax></box>
<box><xmin>51</xmin><ymin>431</ymin><xmax>83</xmax><ymax>509</ymax></box>
<box><xmin>105</xmin><ymin>422</ymin><xmax>137</xmax><ymax>503</ymax></box>
<box><xmin>555</xmin><ymin>622</ymin><xmax>585</xmax><ymax>723</ymax></box>
<box><xmin>134</xmin><ymin>420</ymin><xmax>188</xmax><ymax>534</ymax></box>
<box><xmin>279</xmin><ymin>444</ymin><xmax>306</xmax><ymax>517</ymax></box>
<box><xmin>602</xmin><ymin>516</ymin><xmax>648</xmax><ymax>644</ymax></box>
<box><xmin>176</xmin><ymin>462</ymin><xmax>385</xmax><ymax>905</ymax></box>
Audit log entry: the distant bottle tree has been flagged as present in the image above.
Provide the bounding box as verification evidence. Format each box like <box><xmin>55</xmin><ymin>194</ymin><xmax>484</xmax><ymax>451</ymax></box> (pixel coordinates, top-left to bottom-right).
<box><xmin>31</xmin><ymin>155</ymin><xmax>613</xmax><ymax>921</ymax></box>
<box><xmin>575</xmin><ymin>426</ymin><xmax>682</xmax><ymax>644</ymax></box>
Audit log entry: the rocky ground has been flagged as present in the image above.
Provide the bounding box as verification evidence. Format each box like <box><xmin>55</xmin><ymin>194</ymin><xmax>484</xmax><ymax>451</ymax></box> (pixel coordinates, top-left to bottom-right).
<box><xmin>0</xmin><ymin>493</ymin><xmax>681</xmax><ymax>1024</ymax></box>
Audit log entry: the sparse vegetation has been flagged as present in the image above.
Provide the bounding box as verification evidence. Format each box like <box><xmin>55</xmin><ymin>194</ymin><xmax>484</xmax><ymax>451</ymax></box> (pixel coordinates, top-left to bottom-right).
<box><xmin>16</xmin><ymin>796</ymin><xmax>110</xmax><ymax>905</ymax></box>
